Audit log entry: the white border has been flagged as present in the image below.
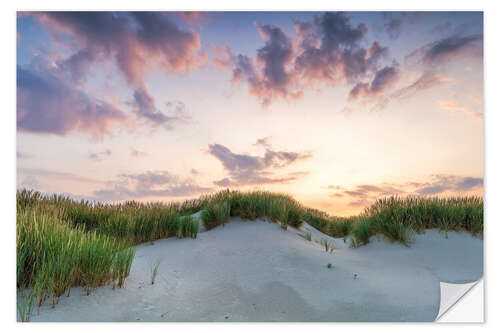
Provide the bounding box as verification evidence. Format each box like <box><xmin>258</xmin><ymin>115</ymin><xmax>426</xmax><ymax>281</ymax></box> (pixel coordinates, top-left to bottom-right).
<box><xmin>3</xmin><ymin>0</ymin><xmax>498</xmax><ymax>331</ymax></box>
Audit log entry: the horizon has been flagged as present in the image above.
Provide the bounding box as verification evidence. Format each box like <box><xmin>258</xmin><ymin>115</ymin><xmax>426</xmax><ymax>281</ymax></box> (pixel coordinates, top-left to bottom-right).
<box><xmin>16</xmin><ymin>11</ymin><xmax>484</xmax><ymax>217</ymax></box>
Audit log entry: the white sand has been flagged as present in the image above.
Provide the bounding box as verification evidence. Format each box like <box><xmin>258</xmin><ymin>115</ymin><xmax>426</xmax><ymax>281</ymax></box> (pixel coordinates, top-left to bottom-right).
<box><xmin>27</xmin><ymin>217</ymin><xmax>483</xmax><ymax>322</ymax></box>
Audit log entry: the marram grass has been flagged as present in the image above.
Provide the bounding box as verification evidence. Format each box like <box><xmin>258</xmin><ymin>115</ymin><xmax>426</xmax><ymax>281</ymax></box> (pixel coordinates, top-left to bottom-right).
<box><xmin>17</xmin><ymin>188</ymin><xmax>483</xmax><ymax>317</ymax></box>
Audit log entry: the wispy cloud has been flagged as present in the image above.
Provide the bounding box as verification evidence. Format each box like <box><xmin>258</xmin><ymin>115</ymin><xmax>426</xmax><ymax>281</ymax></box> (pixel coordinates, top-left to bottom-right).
<box><xmin>17</xmin><ymin>168</ymin><xmax>108</xmax><ymax>192</ymax></box>
<box><xmin>382</xmin><ymin>12</ymin><xmax>405</xmax><ymax>40</ymax></box>
<box><xmin>348</xmin><ymin>65</ymin><xmax>399</xmax><ymax>101</ymax></box>
<box><xmin>208</xmin><ymin>143</ymin><xmax>311</xmax><ymax>186</ymax></box>
<box><xmin>253</xmin><ymin>136</ymin><xmax>273</xmax><ymax>148</ymax></box>
<box><xmin>92</xmin><ymin>170</ymin><xmax>213</xmax><ymax>201</ymax></box>
<box><xmin>391</xmin><ymin>71</ymin><xmax>454</xmax><ymax>100</ymax></box>
<box><xmin>328</xmin><ymin>174</ymin><xmax>483</xmax><ymax>207</ymax></box>
<box><xmin>89</xmin><ymin>149</ymin><xmax>112</xmax><ymax>162</ymax></box>
<box><xmin>405</xmin><ymin>33</ymin><xmax>483</xmax><ymax>67</ymax></box>
<box><xmin>439</xmin><ymin>100</ymin><xmax>483</xmax><ymax>119</ymax></box>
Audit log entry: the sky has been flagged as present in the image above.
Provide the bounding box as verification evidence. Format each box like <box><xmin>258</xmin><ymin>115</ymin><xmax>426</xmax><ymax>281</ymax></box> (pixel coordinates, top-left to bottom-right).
<box><xmin>16</xmin><ymin>11</ymin><xmax>484</xmax><ymax>216</ymax></box>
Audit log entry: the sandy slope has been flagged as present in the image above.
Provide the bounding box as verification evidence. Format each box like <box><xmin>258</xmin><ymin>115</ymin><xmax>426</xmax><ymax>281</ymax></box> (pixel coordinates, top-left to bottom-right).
<box><xmin>28</xmin><ymin>217</ymin><xmax>483</xmax><ymax>322</ymax></box>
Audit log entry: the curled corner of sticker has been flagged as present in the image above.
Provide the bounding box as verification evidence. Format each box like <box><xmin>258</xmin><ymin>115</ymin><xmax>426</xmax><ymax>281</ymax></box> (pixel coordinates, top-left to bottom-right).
<box><xmin>436</xmin><ymin>279</ymin><xmax>482</xmax><ymax>321</ymax></box>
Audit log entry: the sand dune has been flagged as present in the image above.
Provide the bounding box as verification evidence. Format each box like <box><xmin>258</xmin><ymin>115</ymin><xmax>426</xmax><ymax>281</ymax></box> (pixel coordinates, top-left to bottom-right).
<box><xmin>28</xmin><ymin>217</ymin><xmax>483</xmax><ymax>322</ymax></box>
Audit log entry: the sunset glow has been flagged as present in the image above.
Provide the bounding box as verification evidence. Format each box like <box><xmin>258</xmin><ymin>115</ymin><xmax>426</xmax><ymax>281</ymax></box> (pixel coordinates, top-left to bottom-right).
<box><xmin>17</xmin><ymin>11</ymin><xmax>484</xmax><ymax>216</ymax></box>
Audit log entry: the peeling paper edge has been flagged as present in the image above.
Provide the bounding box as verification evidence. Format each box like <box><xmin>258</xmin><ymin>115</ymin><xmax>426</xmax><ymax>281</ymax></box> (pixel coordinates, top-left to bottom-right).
<box><xmin>435</xmin><ymin>279</ymin><xmax>483</xmax><ymax>321</ymax></box>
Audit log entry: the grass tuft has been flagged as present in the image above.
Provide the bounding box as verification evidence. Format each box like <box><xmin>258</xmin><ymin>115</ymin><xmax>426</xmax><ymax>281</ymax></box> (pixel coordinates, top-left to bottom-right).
<box><xmin>150</xmin><ymin>258</ymin><xmax>161</xmax><ymax>285</ymax></box>
<box><xmin>299</xmin><ymin>231</ymin><xmax>312</xmax><ymax>241</ymax></box>
<box><xmin>320</xmin><ymin>238</ymin><xmax>334</xmax><ymax>252</ymax></box>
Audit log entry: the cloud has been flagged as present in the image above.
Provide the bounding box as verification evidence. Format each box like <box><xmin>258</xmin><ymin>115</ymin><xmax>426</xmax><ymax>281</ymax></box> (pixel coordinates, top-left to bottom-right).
<box><xmin>406</xmin><ymin>34</ymin><xmax>483</xmax><ymax>66</ymax></box>
<box><xmin>254</xmin><ymin>137</ymin><xmax>272</xmax><ymax>148</ymax></box>
<box><xmin>208</xmin><ymin>143</ymin><xmax>311</xmax><ymax>186</ymax></box>
<box><xmin>294</xmin><ymin>12</ymin><xmax>371</xmax><ymax>84</ymax></box>
<box><xmin>232</xmin><ymin>23</ymin><xmax>302</xmax><ymax>106</ymax></box>
<box><xmin>17</xmin><ymin>168</ymin><xmax>108</xmax><ymax>188</ymax></box>
<box><xmin>92</xmin><ymin>170</ymin><xmax>212</xmax><ymax>201</ymax></box>
<box><xmin>231</xmin><ymin>12</ymin><xmax>391</xmax><ymax>106</ymax></box>
<box><xmin>415</xmin><ymin>175</ymin><xmax>483</xmax><ymax>195</ymax></box>
<box><xmin>328</xmin><ymin>174</ymin><xmax>483</xmax><ymax>207</ymax></box>
<box><xmin>208</xmin><ymin>44</ymin><xmax>235</xmax><ymax>70</ymax></box>
<box><xmin>439</xmin><ymin>100</ymin><xmax>483</xmax><ymax>119</ymax></box>
<box><xmin>131</xmin><ymin>86</ymin><xmax>190</xmax><ymax>127</ymax></box>
<box><xmin>89</xmin><ymin>149</ymin><xmax>112</xmax><ymax>162</ymax></box>
<box><xmin>17</xmin><ymin>167</ymin><xmax>212</xmax><ymax>202</ymax></box>
<box><xmin>423</xmin><ymin>34</ymin><xmax>483</xmax><ymax>64</ymax></box>
<box><xmin>17</xmin><ymin>66</ymin><xmax>132</xmax><ymax>138</ymax></box>
<box><xmin>177</xmin><ymin>11</ymin><xmax>211</xmax><ymax>25</ymax></box>
<box><xmin>29</xmin><ymin>12</ymin><xmax>203</xmax><ymax>129</ymax></box>
<box><xmin>456</xmin><ymin>177</ymin><xmax>484</xmax><ymax>190</ymax></box>
<box><xmin>382</xmin><ymin>12</ymin><xmax>405</xmax><ymax>39</ymax></box>
<box><xmin>348</xmin><ymin>65</ymin><xmax>399</xmax><ymax>100</ymax></box>
<box><xmin>391</xmin><ymin>71</ymin><xmax>453</xmax><ymax>100</ymax></box>
<box><xmin>36</xmin><ymin>12</ymin><xmax>204</xmax><ymax>82</ymax></box>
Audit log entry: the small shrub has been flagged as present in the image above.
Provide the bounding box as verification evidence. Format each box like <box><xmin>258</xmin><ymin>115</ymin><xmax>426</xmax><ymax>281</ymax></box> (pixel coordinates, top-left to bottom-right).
<box><xmin>327</xmin><ymin>263</ymin><xmax>333</xmax><ymax>269</ymax></box>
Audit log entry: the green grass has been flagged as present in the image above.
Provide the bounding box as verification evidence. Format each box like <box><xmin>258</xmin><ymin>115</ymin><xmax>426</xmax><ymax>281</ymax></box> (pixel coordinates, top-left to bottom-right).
<box><xmin>299</xmin><ymin>231</ymin><xmax>312</xmax><ymax>241</ymax></box>
<box><xmin>150</xmin><ymin>258</ymin><xmax>161</xmax><ymax>285</ymax></box>
<box><xmin>17</xmin><ymin>189</ymin><xmax>483</xmax><ymax>317</ymax></box>
<box><xmin>17</xmin><ymin>289</ymin><xmax>35</xmax><ymax>322</ymax></box>
<box><xmin>199</xmin><ymin>190</ymin><xmax>304</xmax><ymax>230</ymax></box>
<box><xmin>320</xmin><ymin>238</ymin><xmax>334</xmax><ymax>252</ymax></box>
<box><xmin>17</xmin><ymin>205</ymin><xmax>135</xmax><ymax>309</ymax></box>
<box><xmin>305</xmin><ymin>195</ymin><xmax>482</xmax><ymax>247</ymax></box>
<box><xmin>350</xmin><ymin>218</ymin><xmax>374</xmax><ymax>247</ymax></box>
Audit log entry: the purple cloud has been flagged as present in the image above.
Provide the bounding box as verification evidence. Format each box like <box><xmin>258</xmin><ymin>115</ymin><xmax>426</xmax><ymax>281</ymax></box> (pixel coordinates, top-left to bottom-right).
<box><xmin>29</xmin><ymin>12</ymin><xmax>203</xmax><ymax>128</ymax></box>
<box><xmin>89</xmin><ymin>149</ymin><xmax>112</xmax><ymax>162</ymax></box>
<box><xmin>423</xmin><ymin>34</ymin><xmax>483</xmax><ymax>64</ymax></box>
<box><xmin>231</xmin><ymin>12</ymin><xmax>392</xmax><ymax>106</ymax></box>
<box><xmin>93</xmin><ymin>170</ymin><xmax>213</xmax><ymax>201</ymax></box>
<box><xmin>17</xmin><ymin>66</ymin><xmax>131</xmax><ymax>138</ymax></box>
<box><xmin>328</xmin><ymin>174</ymin><xmax>483</xmax><ymax>207</ymax></box>
<box><xmin>348</xmin><ymin>65</ymin><xmax>399</xmax><ymax>100</ymax></box>
<box><xmin>208</xmin><ymin>143</ymin><xmax>311</xmax><ymax>186</ymax></box>
<box><xmin>232</xmin><ymin>23</ymin><xmax>302</xmax><ymax>106</ymax></box>
<box><xmin>406</xmin><ymin>33</ymin><xmax>483</xmax><ymax>67</ymax></box>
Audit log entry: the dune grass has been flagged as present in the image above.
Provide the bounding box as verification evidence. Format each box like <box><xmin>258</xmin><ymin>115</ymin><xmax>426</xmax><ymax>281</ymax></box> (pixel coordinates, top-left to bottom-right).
<box><xmin>16</xmin><ymin>189</ymin><xmax>200</xmax><ymax>317</ymax></box>
<box><xmin>200</xmin><ymin>190</ymin><xmax>304</xmax><ymax>230</ymax></box>
<box><xmin>299</xmin><ymin>231</ymin><xmax>312</xmax><ymax>241</ymax></box>
<box><xmin>150</xmin><ymin>258</ymin><xmax>161</xmax><ymax>285</ymax></box>
<box><xmin>358</xmin><ymin>196</ymin><xmax>482</xmax><ymax>245</ymax></box>
<box><xmin>17</xmin><ymin>188</ymin><xmax>483</xmax><ymax>318</ymax></box>
<box><xmin>16</xmin><ymin>204</ymin><xmax>135</xmax><ymax>309</ymax></box>
<box><xmin>320</xmin><ymin>238</ymin><xmax>334</xmax><ymax>252</ymax></box>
